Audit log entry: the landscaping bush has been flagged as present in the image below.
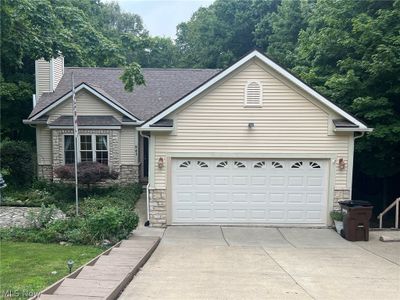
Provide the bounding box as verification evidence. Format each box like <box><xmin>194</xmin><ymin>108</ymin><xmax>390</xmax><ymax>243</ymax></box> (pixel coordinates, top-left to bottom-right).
<box><xmin>1</xmin><ymin>189</ymin><xmax>55</xmax><ymax>207</ymax></box>
<box><xmin>86</xmin><ymin>207</ymin><xmax>138</xmax><ymax>243</ymax></box>
<box><xmin>0</xmin><ymin>182</ymin><xmax>142</xmax><ymax>245</ymax></box>
<box><xmin>27</xmin><ymin>204</ymin><xmax>58</xmax><ymax>229</ymax></box>
<box><xmin>0</xmin><ymin>140</ymin><xmax>35</xmax><ymax>187</ymax></box>
<box><xmin>54</xmin><ymin>162</ymin><xmax>119</xmax><ymax>188</ymax></box>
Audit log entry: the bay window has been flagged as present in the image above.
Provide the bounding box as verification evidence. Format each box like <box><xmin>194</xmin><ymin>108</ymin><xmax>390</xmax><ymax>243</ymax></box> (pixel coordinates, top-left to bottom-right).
<box><xmin>64</xmin><ymin>134</ymin><xmax>109</xmax><ymax>165</ymax></box>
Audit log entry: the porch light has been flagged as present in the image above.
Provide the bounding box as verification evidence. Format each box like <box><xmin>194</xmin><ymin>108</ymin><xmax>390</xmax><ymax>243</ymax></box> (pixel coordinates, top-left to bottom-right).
<box><xmin>338</xmin><ymin>158</ymin><xmax>346</xmax><ymax>170</ymax></box>
<box><xmin>248</xmin><ymin>122</ymin><xmax>255</xmax><ymax>129</ymax></box>
<box><xmin>158</xmin><ymin>157</ymin><xmax>165</xmax><ymax>169</ymax></box>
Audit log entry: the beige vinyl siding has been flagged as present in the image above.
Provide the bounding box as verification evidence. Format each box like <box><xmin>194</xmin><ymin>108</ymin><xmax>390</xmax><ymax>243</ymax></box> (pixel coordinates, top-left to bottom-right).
<box><xmin>153</xmin><ymin>60</ymin><xmax>351</xmax><ymax>190</ymax></box>
<box><xmin>36</xmin><ymin>126</ymin><xmax>52</xmax><ymax>165</ymax></box>
<box><xmin>120</xmin><ymin>127</ymin><xmax>137</xmax><ymax>164</ymax></box>
<box><xmin>48</xmin><ymin>90</ymin><xmax>123</xmax><ymax>122</ymax></box>
<box><xmin>36</xmin><ymin>59</ymin><xmax>50</xmax><ymax>98</ymax></box>
<box><xmin>53</xmin><ymin>57</ymin><xmax>64</xmax><ymax>89</ymax></box>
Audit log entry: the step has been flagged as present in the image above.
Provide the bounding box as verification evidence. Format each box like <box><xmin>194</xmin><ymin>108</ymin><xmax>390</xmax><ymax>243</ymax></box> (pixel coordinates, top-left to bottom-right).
<box><xmin>53</xmin><ymin>278</ymin><xmax>118</xmax><ymax>297</ymax></box>
<box><xmin>94</xmin><ymin>256</ymin><xmax>141</xmax><ymax>267</ymax></box>
<box><xmin>119</xmin><ymin>239</ymin><xmax>157</xmax><ymax>248</ymax></box>
<box><xmin>39</xmin><ymin>295</ymin><xmax>103</xmax><ymax>300</ymax></box>
<box><xmin>77</xmin><ymin>266</ymin><xmax>131</xmax><ymax>281</ymax></box>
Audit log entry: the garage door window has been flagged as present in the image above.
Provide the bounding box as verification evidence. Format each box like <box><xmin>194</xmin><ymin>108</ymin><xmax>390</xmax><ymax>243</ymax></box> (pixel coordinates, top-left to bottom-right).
<box><xmin>179</xmin><ymin>161</ymin><xmax>191</xmax><ymax>168</ymax></box>
<box><xmin>234</xmin><ymin>161</ymin><xmax>246</xmax><ymax>168</ymax></box>
<box><xmin>291</xmin><ymin>161</ymin><xmax>303</xmax><ymax>169</ymax></box>
<box><xmin>309</xmin><ymin>161</ymin><xmax>321</xmax><ymax>168</ymax></box>
<box><xmin>216</xmin><ymin>161</ymin><xmax>228</xmax><ymax>168</ymax></box>
<box><xmin>253</xmin><ymin>161</ymin><xmax>266</xmax><ymax>168</ymax></box>
<box><xmin>272</xmin><ymin>161</ymin><xmax>283</xmax><ymax>168</ymax></box>
<box><xmin>197</xmin><ymin>161</ymin><xmax>208</xmax><ymax>168</ymax></box>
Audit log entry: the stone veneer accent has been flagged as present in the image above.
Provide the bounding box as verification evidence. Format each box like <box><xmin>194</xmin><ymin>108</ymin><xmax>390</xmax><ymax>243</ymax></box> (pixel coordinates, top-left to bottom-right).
<box><xmin>333</xmin><ymin>189</ymin><xmax>351</xmax><ymax>209</ymax></box>
<box><xmin>120</xmin><ymin>164</ymin><xmax>139</xmax><ymax>184</ymax></box>
<box><xmin>37</xmin><ymin>165</ymin><xmax>53</xmax><ymax>180</ymax></box>
<box><xmin>149</xmin><ymin>189</ymin><xmax>167</xmax><ymax>227</ymax></box>
<box><xmin>48</xmin><ymin>129</ymin><xmax>139</xmax><ymax>184</ymax></box>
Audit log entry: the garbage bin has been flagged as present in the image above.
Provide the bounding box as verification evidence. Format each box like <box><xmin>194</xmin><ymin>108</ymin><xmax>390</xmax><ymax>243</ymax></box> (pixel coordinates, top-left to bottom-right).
<box><xmin>339</xmin><ymin>200</ymin><xmax>373</xmax><ymax>241</ymax></box>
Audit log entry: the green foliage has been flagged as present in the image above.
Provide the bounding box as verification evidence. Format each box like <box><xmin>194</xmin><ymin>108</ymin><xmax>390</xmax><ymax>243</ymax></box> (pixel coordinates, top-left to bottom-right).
<box><xmin>330</xmin><ymin>210</ymin><xmax>344</xmax><ymax>221</ymax></box>
<box><xmin>1</xmin><ymin>188</ymin><xmax>55</xmax><ymax>207</ymax></box>
<box><xmin>120</xmin><ymin>62</ymin><xmax>146</xmax><ymax>92</ymax></box>
<box><xmin>0</xmin><ymin>140</ymin><xmax>35</xmax><ymax>187</ymax></box>
<box><xmin>27</xmin><ymin>204</ymin><xmax>58</xmax><ymax>229</ymax></box>
<box><xmin>0</xmin><ymin>183</ymin><xmax>142</xmax><ymax>245</ymax></box>
<box><xmin>86</xmin><ymin>207</ymin><xmax>138</xmax><ymax>243</ymax></box>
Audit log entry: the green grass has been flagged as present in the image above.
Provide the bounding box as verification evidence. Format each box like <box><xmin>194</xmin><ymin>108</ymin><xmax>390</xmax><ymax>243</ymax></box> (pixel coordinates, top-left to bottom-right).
<box><xmin>0</xmin><ymin>242</ymin><xmax>103</xmax><ymax>299</ymax></box>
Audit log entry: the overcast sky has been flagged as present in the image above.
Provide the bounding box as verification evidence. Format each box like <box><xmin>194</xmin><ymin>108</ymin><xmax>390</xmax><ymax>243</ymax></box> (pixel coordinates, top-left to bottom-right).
<box><xmin>106</xmin><ymin>0</ymin><xmax>214</xmax><ymax>38</ymax></box>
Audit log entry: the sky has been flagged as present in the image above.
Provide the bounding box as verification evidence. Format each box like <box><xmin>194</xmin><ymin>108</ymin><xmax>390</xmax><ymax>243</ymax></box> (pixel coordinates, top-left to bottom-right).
<box><xmin>105</xmin><ymin>0</ymin><xmax>214</xmax><ymax>38</ymax></box>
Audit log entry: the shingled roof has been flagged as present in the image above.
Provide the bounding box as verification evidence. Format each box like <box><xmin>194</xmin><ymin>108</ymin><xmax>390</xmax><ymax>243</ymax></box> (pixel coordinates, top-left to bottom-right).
<box><xmin>29</xmin><ymin>67</ymin><xmax>221</xmax><ymax>121</ymax></box>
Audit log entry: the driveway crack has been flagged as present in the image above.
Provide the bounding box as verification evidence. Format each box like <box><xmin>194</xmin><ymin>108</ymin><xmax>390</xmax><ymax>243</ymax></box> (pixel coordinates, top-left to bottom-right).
<box><xmin>220</xmin><ymin>226</ymin><xmax>230</xmax><ymax>246</ymax></box>
<box><xmin>277</xmin><ymin>228</ymin><xmax>297</xmax><ymax>248</ymax></box>
<box><xmin>262</xmin><ymin>247</ymin><xmax>316</xmax><ymax>300</ymax></box>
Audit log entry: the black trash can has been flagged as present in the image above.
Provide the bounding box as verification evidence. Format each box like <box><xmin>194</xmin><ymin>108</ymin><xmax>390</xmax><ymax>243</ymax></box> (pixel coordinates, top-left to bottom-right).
<box><xmin>339</xmin><ymin>200</ymin><xmax>373</xmax><ymax>241</ymax></box>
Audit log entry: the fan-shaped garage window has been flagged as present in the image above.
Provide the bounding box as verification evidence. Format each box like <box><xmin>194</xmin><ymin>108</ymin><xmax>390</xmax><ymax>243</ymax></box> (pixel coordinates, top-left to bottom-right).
<box><xmin>179</xmin><ymin>161</ymin><xmax>191</xmax><ymax>168</ymax></box>
<box><xmin>309</xmin><ymin>161</ymin><xmax>321</xmax><ymax>169</ymax></box>
<box><xmin>253</xmin><ymin>161</ymin><xmax>266</xmax><ymax>168</ymax></box>
<box><xmin>234</xmin><ymin>161</ymin><xmax>246</xmax><ymax>168</ymax></box>
<box><xmin>291</xmin><ymin>161</ymin><xmax>303</xmax><ymax>169</ymax></box>
<box><xmin>197</xmin><ymin>161</ymin><xmax>209</xmax><ymax>168</ymax></box>
<box><xmin>272</xmin><ymin>161</ymin><xmax>283</xmax><ymax>168</ymax></box>
<box><xmin>245</xmin><ymin>81</ymin><xmax>262</xmax><ymax>106</ymax></box>
<box><xmin>216</xmin><ymin>161</ymin><xmax>228</xmax><ymax>168</ymax></box>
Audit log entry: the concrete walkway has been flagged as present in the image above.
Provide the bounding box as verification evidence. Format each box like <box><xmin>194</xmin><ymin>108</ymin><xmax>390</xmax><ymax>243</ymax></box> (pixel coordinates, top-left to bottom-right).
<box><xmin>120</xmin><ymin>227</ymin><xmax>400</xmax><ymax>300</ymax></box>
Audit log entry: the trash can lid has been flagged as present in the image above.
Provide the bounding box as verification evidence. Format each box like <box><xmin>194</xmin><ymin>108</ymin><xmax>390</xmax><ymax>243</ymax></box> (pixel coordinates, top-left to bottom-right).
<box><xmin>339</xmin><ymin>200</ymin><xmax>372</xmax><ymax>207</ymax></box>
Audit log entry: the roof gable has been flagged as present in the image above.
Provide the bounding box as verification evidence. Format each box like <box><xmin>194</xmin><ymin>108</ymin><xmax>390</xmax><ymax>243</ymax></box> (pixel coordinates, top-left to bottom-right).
<box><xmin>140</xmin><ymin>50</ymin><xmax>369</xmax><ymax>131</ymax></box>
<box><xmin>28</xmin><ymin>68</ymin><xmax>220</xmax><ymax>121</ymax></box>
<box><xmin>29</xmin><ymin>83</ymin><xmax>140</xmax><ymax>122</ymax></box>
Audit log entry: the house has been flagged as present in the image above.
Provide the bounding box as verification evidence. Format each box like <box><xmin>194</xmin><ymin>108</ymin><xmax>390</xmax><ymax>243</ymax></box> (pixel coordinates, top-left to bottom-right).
<box><xmin>24</xmin><ymin>50</ymin><xmax>371</xmax><ymax>227</ymax></box>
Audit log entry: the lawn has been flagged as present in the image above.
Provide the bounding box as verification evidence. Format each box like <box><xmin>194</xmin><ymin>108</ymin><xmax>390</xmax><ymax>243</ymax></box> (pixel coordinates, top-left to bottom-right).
<box><xmin>0</xmin><ymin>242</ymin><xmax>103</xmax><ymax>299</ymax></box>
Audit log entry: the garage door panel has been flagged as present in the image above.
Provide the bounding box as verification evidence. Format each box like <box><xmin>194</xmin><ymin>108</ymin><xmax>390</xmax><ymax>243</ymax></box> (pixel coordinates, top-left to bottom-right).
<box><xmin>172</xmin><ymin>159</ymin><xmax>328</xmax><ymax>224</ymax></box>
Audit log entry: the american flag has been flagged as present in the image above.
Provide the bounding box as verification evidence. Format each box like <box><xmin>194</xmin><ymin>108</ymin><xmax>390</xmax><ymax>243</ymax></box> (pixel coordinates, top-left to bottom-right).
<box><xmin>71</xmin><ymin>72</ymin><xmax>79</xmax><ymax>216</ymax></box>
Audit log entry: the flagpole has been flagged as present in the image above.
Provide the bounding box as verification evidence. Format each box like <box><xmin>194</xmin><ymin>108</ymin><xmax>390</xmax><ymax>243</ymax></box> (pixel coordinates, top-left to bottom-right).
<box><xmin>72</xmin><ymin>72</ymin><xmax>79</xmax><ymax>216</ymax></box>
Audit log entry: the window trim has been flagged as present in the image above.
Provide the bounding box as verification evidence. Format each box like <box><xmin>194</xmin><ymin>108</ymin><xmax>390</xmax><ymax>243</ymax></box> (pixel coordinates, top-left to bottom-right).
<box><xmin>244</xmin><ymin>80</ymin><xmax>263</xmax><ymax>107</ymax></box>
<box><xmin>63</xmin><ymin>134</ymin><xmax>110</xmax><ymax>165</ymax></box>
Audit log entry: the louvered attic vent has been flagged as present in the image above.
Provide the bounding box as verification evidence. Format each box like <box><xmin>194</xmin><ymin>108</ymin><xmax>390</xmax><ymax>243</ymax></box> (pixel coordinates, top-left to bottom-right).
<box><xmin>244</xmin><ymin>81</ymin><xmax>262</xmax><ymax>106</ymax></box>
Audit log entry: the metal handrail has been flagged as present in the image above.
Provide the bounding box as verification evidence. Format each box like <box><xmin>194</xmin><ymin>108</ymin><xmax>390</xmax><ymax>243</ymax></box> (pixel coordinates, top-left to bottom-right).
<box><xmin>377</xmin><ymin>197</ymin><xmax>400</xmax><ymax>229</ymax></box>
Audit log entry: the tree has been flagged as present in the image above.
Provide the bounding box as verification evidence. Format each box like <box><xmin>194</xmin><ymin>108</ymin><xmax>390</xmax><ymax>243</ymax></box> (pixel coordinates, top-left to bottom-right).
<box><xmin>120</xmin><ymin>62</ymin><xmax>145</xmax><ymax>92</ymax></box>
<box><xmin>293</xmin><ymin>0</ymin><xmax>400</xmax><ymax>179</ymax></box>
<box><xmin>176</xmin><ymin>0</ymin><xmax>281</xmax><ymax>68</ymax></box>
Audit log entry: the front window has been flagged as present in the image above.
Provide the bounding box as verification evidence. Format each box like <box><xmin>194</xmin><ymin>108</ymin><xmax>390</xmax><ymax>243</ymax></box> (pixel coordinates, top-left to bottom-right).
<box><xmin>64</xmin><ymin>134</ymin><xmax>109</xmax><ymax>165</ymax></box>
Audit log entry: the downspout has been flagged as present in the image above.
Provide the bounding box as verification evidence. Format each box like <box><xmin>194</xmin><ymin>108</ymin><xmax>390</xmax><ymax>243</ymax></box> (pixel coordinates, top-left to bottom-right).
<box><xmin>354</xmin><ymin>132</ymin><xmax>365</xmax><ymax>140</ymax></box>
<box><xmin>140</xmin><ymin>131</ymin><xmax>151</xmax><ymax>226</ymax></box>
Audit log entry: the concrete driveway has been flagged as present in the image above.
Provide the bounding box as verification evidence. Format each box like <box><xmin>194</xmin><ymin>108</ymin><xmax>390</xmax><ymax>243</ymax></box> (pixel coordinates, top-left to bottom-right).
<box><xmin>120</xmin><ymin>227</ymin><xmax>400</xmax><ymax>300</ymax></box>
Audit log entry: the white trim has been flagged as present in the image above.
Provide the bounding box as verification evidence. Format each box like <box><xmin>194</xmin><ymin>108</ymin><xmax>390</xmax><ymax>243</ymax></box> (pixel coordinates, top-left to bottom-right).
<box><xmin>334</xmin><ymin>127</ymin><xmax>373</xmax><ymax>132</ymax></box>
<box><xmin>166</xmin><ymin>152</ymin><xmax>337</xmax><ymax>160</ymax></box>
<box><xmin>141</xmin><ymin>50</ymin><xmax>368</xmax><ymax>130</ymax></box>
<box><xmin>50</xmin><ymin>58</ymin><xmax>54</xmax><ymax>92</ymax></box>
<box><xmin>30</xmin><ymin>83</ymin><xmax>140</xmax><ymax>122</ymax></box>
<box><xmin>49</xmin><ymin>126</ymin><xmax>121</xmax><ymax>130</ymax></box>
<box><xmin>136</xmin><ymin>127</ymin><xmax>173</xmax><ymax>132</ymax></box>
<box><xmin>63</xmin><ymin>133</ymin><xmax>110</xmax><ymax>165</ymax></box>
<box><xmin>35</xmin><ymin>60</ymin><xmax>39</xmax><ymax>97</ymax></box>
<box><xmin>148</xmin><ymin>134</ymin><xmax>155</xmax><ymax>187</ymax></box>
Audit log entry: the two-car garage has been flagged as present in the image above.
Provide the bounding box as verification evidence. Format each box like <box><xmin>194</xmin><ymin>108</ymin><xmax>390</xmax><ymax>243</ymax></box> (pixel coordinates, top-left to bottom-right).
<box><xmin>172</xmin><ymin>158</ymin><xmax>329</xmax><ymax>225</ymax></box>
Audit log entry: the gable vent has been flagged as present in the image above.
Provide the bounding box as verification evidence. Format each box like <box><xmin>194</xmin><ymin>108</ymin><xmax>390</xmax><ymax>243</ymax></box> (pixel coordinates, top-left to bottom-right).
<box><xmin>245</xmin><ymin>81</ymin><xmax>262</xmax><ymax>106</ymax></box>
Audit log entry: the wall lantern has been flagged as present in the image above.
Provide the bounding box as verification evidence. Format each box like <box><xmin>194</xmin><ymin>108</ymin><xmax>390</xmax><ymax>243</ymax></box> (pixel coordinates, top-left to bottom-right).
<box><xmin>248</xmin><ymin>122</ymin><xmax>255</xmax><ymax>129</ymax></box>
<box><xmin>158</xmin><ymin>157</ymin><xmax>165</xmax><ymax>169</ymax></box>
<box><xmin>338</xmin><ymin>158</ymin><xmax>346</xmax><ymax>170</ymax></box>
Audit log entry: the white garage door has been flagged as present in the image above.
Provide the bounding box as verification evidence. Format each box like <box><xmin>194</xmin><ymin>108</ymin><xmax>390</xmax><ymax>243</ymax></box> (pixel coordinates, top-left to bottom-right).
<box><xmin>172</xmin><ymin>159</ymin><xmax>329</xmax><ymax>225</ymax></box>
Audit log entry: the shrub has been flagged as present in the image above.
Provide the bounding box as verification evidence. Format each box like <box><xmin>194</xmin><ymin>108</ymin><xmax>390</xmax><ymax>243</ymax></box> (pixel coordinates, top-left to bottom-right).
<box><xmin>330</xmin><ymin>210</ymin><xmax>344</xmax><ymax>221</ymax></box>
<box><xmin>54</xmin><ymin>162</ymin><xmax>118</xmax><ymax>188</ymax></box>
<box><xmin>86</xmin><ymin>207</ymin><xmax>138</xmax><ymax>243</ymax></box>
<box><xmin>1</xmin><ymin>189</ymin><xmax>55</xmax><ymax>207</ymax></box>
<box><xmin>0</xmin><ymin>140</ymin><xmax>34</xmax><ymax>187</ymax></box>
<box><xmin>27</xmin><ymin>204</ymin><xmax>59</xmax><ymax>228</ymax></box>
